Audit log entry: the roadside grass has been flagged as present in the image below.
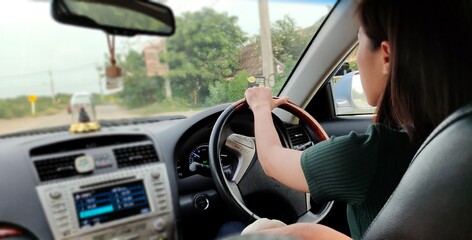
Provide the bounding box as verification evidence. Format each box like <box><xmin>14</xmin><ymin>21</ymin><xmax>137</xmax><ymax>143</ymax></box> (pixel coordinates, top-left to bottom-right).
<box><xmin>0</xmin><ymin>96</ymin><xmax>68</xmax><ymax>119</ymax></box>
<box><xmin>128</xmin><ymin>98</ymin><xmax>206</xmax><ymax>116</ymax></box>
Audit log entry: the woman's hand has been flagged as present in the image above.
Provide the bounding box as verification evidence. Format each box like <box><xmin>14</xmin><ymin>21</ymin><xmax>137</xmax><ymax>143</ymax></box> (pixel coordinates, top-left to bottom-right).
<box><xmin>248</xmin><ymin>222</ymin><xmax>351</xmax><ymax>240</ymax></box>
<box><xmin>244</xmin><ymin>86</ymin><xmax>308</xmax><ymax>193</ymax></box>
<box><xmin>245</xmin><ymin>87</ymin><xmax>289</xmax><ymax>112</ymax></box>
<box><xmin>241</xmin><ymin>218</ymin><xmax>287</xmax><ymax>235</ymax></box>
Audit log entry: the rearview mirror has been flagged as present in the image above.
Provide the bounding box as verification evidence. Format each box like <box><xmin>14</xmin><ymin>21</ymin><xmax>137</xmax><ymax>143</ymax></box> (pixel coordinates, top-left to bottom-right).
<box><xmin>51</xmin><ymin>0</ymin><xmax>175</xmax><ymax>36</ymax></box>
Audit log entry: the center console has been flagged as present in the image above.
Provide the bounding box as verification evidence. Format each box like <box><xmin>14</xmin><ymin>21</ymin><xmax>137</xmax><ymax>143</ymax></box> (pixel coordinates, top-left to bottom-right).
<box><xmin>37</xmin><ymin>164</ymin><xmax>173</xmax><ymax>240</ymax></box>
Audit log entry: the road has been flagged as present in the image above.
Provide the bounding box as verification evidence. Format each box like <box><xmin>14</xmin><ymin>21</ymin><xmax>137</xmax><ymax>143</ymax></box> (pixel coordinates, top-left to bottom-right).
<box><xmin>0</xmin><ymin>105</ymin><xmax>196</xmax><ymax>136</ymax></box>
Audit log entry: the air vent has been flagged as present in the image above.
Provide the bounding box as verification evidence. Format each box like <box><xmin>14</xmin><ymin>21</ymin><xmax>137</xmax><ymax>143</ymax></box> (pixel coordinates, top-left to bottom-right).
<box><xmin>30</xmin><ymin>134</ymin><xmax>151</xmax><ymax>157</ymax></box>
<box><xmin>287</xmin><ymin>126</ymin><xmax>311</xmax><ymax>148</ymax></box>
<box><xmin>113</xmin><ymin>144</ymin><xmax>158</xmax><ymax>168</ymax></box>
<box><xmin>34</xmin><ymin>154</ymin><xmax>82</xmax><ymax>181</ymax></box>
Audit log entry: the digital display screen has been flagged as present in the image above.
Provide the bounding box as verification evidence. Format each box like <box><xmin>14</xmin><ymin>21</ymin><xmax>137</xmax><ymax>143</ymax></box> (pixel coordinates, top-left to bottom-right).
<box><xmin>73</xmin><ymin>180</ymin><xmax>151</xmax><ymax>228</ymax></box>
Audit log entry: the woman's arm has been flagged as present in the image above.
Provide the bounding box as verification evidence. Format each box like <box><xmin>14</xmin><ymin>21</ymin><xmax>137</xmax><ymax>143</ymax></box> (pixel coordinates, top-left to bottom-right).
<box><xmin>256</xmin><ymin>223</ymin><xmax>351</xmax><ymax>240</ymax></box>
<box><xmin>245</xmin><ymin>87</ymin><xmax>309</xmax><ymax>192</ymax></box>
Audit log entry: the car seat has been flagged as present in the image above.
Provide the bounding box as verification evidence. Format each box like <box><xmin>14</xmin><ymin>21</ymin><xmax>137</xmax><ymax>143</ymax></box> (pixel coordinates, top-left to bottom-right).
<box><xmin>362</xmin><ymin>103</ymin><xmax>472</xmax><ymax>239</ymax></box>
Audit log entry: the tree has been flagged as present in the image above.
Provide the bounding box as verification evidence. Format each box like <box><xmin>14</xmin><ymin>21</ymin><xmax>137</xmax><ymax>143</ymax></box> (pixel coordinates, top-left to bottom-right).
<box><xmin>163</xmin><ymin>8</ymin><xmax>247</xmax><ymax>106</ymax></box>
<box><xmin>272</xmin><ymin>58</ymin><xmax>297</xmax><ymax>94</ymax></box>
<box><xmin>249</xmin><ymin>15</ymin><xmax>322</xmax><ymax>65</ymax></box>
<box><xmin>247</xmin><ymin>15</ymin><xmax>326</xmax><ymax>91</ymax></box>
<box><xmin>271</xmin><ymin>15</ymin><xmax>302</xmax><ymax>63</ymax></box>
<box><xmin>117</xmin><ymin>49</ymin><xmax>165</xmax><ymax>108</ymax></box>
<box><xmin>271</xmin><ymin>15</ymin><xmax>326</xmax><ymax>63</ymax></box>
<box><xmin>207</xmin><ymin>71</ymin><xmax>250</xmax><ymax>105</ymax></box>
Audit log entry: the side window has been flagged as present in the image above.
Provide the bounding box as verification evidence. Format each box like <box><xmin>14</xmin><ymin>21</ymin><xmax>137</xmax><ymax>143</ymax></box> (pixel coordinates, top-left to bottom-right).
<box><xmin>330</xmin><ymin>46</ymin><xmax>376</xmax><ymax>115</ymax></box>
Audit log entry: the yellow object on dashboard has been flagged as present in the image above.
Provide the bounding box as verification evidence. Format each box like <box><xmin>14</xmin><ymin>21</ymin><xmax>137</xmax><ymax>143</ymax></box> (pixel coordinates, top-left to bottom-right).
<box><xmin>69</xmin><ymin>122</ymin><xmax>101</xmax><ymax>133</ymax></box>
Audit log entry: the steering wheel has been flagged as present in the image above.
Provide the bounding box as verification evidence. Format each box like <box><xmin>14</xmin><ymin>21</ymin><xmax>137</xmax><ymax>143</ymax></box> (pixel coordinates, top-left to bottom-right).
<box><xmin>209</xmin><ymin>97</ymin><xmax>333</xmax><ymax>224</ymax></box>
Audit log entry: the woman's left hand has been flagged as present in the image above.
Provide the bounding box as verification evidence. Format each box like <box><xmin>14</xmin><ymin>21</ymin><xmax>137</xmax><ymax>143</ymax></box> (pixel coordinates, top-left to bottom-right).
<box><xmin>245</xmin><ymin>86</ymin><xmax>289</xmax><ymax>112</ymax></box>
<box><xmin>249</xmin><ymin>223</ymin><xmax>351</xmax><ymax>240</ymax></box>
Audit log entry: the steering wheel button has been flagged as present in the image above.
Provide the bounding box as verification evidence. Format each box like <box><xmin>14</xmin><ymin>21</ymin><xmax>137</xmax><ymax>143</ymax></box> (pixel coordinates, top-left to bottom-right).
<box><xmin>231</xmin><ymin>135</ymin><xmax>255</xmax><ymax>149</ymax></box>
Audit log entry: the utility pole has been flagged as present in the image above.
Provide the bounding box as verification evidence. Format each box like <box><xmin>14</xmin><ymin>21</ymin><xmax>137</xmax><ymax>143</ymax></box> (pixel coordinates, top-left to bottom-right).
<box><xmin>98</xmin><ymin>76</ymin><xmax>105</xmax><ymax>101</ymax></box>
<box><xmin>259</xmin><ymin>0</ymin><xmax>275</xmax><ymax>87</ymax></box>
<box><xmin>95</xmin><ymin>65</ymin><xmax>105</xmax><ymax>101</ymax></box>
<box><xmin>48</xmin><ymin>70</ymin><xmax>56</xmax><ymax>103</ymax></box>
<box><xmin>164</xmin><ymin>77</ymin><xmax>172</xmax><ymax>99</ymax></box>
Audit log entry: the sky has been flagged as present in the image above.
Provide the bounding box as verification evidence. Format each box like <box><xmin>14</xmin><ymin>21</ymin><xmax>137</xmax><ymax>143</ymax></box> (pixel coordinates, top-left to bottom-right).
<box><xmin>0</xmin><ymin>0</ymin><xmax>334</xmax><ymax>99</ymax></box>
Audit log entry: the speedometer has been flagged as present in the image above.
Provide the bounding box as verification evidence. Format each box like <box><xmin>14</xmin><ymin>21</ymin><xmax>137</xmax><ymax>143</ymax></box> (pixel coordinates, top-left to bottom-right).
<box><xmin>179</xmin><ymin>143</ymin><xmax>234</xmax><ymax>178</ymax></box>
<box><xmin>189</xmin><ymin>144</ymin><xmax>210</xmax><ymax>172</ymax></box>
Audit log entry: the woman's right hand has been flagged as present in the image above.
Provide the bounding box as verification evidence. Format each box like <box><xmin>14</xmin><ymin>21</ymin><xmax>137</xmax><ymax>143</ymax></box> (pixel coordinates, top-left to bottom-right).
<box><xmin>244</xmin><ymin>86</ymin><xmax>308</xmax><ymax>193</ymax></box>
<box><xmin>245</xmin><ymin>86</ymin><xmax>289</xmax><ymax>112</ymax></box>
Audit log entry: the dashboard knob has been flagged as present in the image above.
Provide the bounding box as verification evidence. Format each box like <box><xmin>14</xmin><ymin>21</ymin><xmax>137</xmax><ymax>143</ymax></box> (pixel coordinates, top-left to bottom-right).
<box><xmin>49</xmin><ymin>191</ymin><xmax>62</xmax><ymax>199</ymax></box>
<box><xmin>193</xmin><ymin>194</ymin><xmax>209</xmax><ymax>211</ymax></box>
<box><xmin>151</xmin><ymin>170</ymin><xmax>161</xmax><ymax>179</ymax></box>
<box><xmin>153</xmin><ymin>218</ymin><xmax>166</xmax><ymax>233</ymax></box>
<box><xmin>110</xmin><ymin>233</ymin><xmax>139</xmax><ymax>240</ymax></box>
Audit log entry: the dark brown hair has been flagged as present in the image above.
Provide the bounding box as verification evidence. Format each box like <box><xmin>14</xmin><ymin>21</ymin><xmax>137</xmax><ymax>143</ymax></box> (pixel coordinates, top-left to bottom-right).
<box><xmin>357</xmin><ymin>0</ymin><xmax>472</xmax><ymax>148</ymax></box>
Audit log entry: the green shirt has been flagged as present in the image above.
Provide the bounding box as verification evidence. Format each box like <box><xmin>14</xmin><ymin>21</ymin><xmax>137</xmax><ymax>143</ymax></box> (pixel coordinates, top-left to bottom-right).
<box><xmin>301</xmin><ymin>124</ymin><xmax>414</xmax><ymax>239</ymax></box>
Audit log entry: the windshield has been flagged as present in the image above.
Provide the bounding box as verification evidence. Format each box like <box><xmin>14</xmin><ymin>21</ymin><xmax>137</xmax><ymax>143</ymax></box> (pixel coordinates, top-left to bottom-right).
<box><xmin>0</xmin><ymin>0</ymin><xmax>335</xmax><ymax>136</ymax></box>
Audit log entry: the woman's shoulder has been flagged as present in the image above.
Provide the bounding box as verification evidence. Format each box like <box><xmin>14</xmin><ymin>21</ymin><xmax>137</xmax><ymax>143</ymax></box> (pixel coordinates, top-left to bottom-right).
<box><xmin>303</xmin><ymin>124</ymin><xmax>409</xmax><ymax>157</ymax></box>
<box><xmin>368</xmin><ymin>123</ymin><xmax>409</xmax><ymax>137</ymax></box>
<box><xmin>368</xmin><ymin>124</ymin><xmax>413</xmax><ymax>158</ymax></box>
<box><xmin>365</xmin><ymin>124</ymin><xmax>411</xmax><ymax>149</ymax></box>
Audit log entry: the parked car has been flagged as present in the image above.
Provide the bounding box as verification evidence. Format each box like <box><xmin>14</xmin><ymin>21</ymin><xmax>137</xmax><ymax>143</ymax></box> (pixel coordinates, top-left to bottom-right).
<box><xmin>67</xmin><ymin>104</ymin><xmax>72</xmax><ymax>114</ymax></box>
<box><xmin>67</xmin><ymin>92</ymin><xmax>93</xmax><ymax>115</ymax></box>
<box><xmin>333</xmin><ymin>71</ymin><xmax>376</xmax><ymax>115</ymax></box>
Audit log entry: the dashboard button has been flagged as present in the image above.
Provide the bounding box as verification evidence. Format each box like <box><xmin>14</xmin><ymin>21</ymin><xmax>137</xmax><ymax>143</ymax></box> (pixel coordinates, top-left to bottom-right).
<box><xmin>153</xmin><ymin>218</ymin><xmax>166</xmax><ymax>233</ymax></box>
<box><xmin>151</xmin><ymin>171</ymin><xmax>161</xmax><ymax>179</ymax></box>
<box><xmin>49</xmin><ymin>191</ymin><xmax>62</xmax><ymax>199</ymax></box>
<box><xmin>193</xmin><ymin>194</ymin><xmax>209</xmax><ymax>211</ymax></box>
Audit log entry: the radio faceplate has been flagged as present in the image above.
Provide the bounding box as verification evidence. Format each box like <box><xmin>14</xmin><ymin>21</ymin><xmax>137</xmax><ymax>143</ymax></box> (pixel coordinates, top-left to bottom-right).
<box><xmin>36</xmin><ymin>164</ymin><xmax>173</xmax><ymax>240</ymax></box>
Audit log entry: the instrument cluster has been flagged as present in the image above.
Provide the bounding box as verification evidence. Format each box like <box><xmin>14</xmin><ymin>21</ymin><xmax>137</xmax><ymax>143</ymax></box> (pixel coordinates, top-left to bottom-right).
<box><xmin>176</xmin><ymin>143</ymin><xmax>234</xmax><ymax>178</ymax></box>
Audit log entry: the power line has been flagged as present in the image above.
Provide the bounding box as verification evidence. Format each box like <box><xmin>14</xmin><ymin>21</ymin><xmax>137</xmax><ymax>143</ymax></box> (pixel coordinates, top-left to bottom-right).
<box><xmin>0</xmin><ymin>62</ymin><xmax>98</xmax><ymax>80</ymax></box>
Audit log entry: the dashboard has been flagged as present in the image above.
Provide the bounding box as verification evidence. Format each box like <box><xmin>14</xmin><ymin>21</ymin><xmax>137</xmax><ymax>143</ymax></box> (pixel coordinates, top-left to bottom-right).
<box><xmin>0</xmin><ymin>104</ymin><xmax>314</xmax><ymax>240</ymax></box>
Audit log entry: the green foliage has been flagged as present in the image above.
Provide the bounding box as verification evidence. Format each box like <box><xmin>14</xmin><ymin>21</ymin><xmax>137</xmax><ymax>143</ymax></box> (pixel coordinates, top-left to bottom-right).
<box><xmin>97</xmin><ymin>12</ymin><xmax>326</xmax><ymax>110</ymax></box>
<box><xmin>114</xmin><ymin>49</ymin><xmax>166</xmax><ymax>108</ymax></box>
<box><xmin>249</xmin><ymin>15</ymin><xmax>325</xmax><ymax>95</ymax></box>
<box><xmin>207</xmin><ymin>71</ymin><xmax>250</xmax><ymax>105</ymax></box>
<box><xmin>163</xmin><ymin>8</ymin><xmax>247</xmax><ymax>106</ymax></box>
<box><xmin>173</xmin><ymin>14</ymin><xmax>326</xmax><ymax>105</ymax></box>
<box><xmin>272</xmin><ymin>58</ymin><xmax>297</xmax><ymax>94</ymax></box>
<box><xmin>0</xmin><ymin>95</ymin><xmax>68</xmax><ymax>119</ymax></box>
<box><xmin>271</xmin><ymin>15</ymin><xmax>303</xmax><ymax>63</ymax></box>
<box><xmin>227</xmin><ymin>71</ymin><xmax>250</xmax><ymax>101</ymax></box>
<box><xmin>348</xmin><ymin>61</ymin><xmax>358</xmax><ymax>71</ymax></box>
<box><xmin>206</xmin><ymin>80</ymin><xmax>229</xmax><ymax>106</ymax></box>
<box><xmin>55</xmin><ymin>93</ymin><xmax>73</xmax><ymax>105</ymax></box>
<box><xmin>251</xmin><ymin>15</ymin><xmax>324</xmax><ymax>65</ymax></box>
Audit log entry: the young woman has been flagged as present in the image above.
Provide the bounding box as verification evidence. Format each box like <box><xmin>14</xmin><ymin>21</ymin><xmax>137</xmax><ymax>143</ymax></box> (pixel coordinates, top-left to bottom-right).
<box><xmin>242</xmin><ymin>0</ymin><xmax>472</xmax><ymax>239</ymax></box>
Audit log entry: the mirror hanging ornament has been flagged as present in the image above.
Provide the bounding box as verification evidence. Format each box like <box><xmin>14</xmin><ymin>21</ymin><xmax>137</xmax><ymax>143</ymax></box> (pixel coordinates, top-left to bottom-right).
<box><xmin>69</xmin><ymin>35</ymin><xmax>125</xmax><ymax>134</ymax></box>
<box><xmin>105</xmin><ymin>34</ymin><xmax>123</xmax><ymax>92</ymax></box>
